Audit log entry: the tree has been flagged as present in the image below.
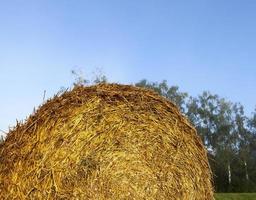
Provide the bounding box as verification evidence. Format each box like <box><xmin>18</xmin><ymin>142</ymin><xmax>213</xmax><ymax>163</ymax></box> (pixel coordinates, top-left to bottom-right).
<box><xmin>249</xmin><ymin>108</ymin><xmax>256</xmax><ymax>134</ymax></box>
<box><xmin>186</xmin><ymin>91</ymin><xmax>222</xmax><ymax>149</ymax></box>
<box><xmin>135</xmin><ymin>79</ymin><xmax>188</xmax><ymax>112</ymax></box>
<box><xmin>186</xmin><ymin>92</ymin><xmax>245</xmax><ymax>192</ymax></box>
<box><xmin>233</xmin><ymin>104</ymin><xmax>250</xmax><ymax>184</ymax></box>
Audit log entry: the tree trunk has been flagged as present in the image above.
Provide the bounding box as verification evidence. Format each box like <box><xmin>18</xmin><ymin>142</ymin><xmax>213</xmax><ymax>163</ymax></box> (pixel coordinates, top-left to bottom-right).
<box><xmin>228</xmin><ymin>163</ymin><xmax>232</xmax><ymax>184</ymax></box>
<box><xmin>244</xmin><ymin>160</ymin><xmax>249</xmax><ymax>181</ymax></box>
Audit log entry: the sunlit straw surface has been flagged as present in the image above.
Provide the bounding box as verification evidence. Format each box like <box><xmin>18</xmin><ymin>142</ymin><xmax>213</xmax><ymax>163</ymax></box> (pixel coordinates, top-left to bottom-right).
<box><xmin>0</xmin><ymin>84</ymin><xmax>213</xmax><ymax>199</ymax></box>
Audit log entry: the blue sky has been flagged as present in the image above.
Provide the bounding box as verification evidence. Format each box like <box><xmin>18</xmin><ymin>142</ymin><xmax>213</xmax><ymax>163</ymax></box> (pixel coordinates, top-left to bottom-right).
<box><xmin>0</xmin><ymin>0</ymin><xmax>256</xmax><ymax>134</ymax></box>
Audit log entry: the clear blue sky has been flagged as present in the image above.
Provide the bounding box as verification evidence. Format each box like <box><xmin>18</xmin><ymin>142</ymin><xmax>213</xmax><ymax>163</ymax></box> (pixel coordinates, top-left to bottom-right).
<box><xmin>0</xmin><ymin>0</ymin><xmax>256</xmax><ymax>134</ymax></box>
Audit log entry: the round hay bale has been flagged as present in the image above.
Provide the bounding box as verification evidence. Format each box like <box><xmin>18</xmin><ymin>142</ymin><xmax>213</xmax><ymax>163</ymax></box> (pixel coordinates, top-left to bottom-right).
<box><xmin>0</xmin><ymin>84</ymin><xmax>213</xmax><ymax>199</ymax></box>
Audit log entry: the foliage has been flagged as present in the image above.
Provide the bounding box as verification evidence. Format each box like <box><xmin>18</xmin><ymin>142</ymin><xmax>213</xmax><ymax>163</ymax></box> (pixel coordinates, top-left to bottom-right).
<box><xmin>135</xmin><ymin>79</ymin><xmax>188</xmax><ymax>112</ymax></box>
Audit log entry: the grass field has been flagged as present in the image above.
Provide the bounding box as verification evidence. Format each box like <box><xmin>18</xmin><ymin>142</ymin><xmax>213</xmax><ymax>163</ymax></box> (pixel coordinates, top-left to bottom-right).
<box><xmin>215</xmin><ymin>193</ymin><xmax>256</xmax><ymax>200</ymax></box>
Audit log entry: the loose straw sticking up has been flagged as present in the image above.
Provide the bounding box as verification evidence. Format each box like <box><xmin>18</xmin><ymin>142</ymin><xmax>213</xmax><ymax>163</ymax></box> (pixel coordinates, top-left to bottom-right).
<box><xmin>0</xmin><ymin>83</ymin><xmax>214</xmax><ymax>200</ymax></box>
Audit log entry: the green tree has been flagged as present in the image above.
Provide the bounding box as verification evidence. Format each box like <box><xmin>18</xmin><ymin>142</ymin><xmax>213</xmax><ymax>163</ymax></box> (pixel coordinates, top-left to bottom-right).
<box><xmin>135</xmin><ymin>79</ymin><xmax>188</xmax><ymax>112</ymax></box>
<box><xmin>186</xmin><ymin>92</ymin><xmax>242</xmax><ymax>192</ymax></box>
<box><xmin>233</xmin><ymin>104</ymin><xmax>251</xmax><ymax>189</ymax></box>
<box><xmin>247</xmin><ymin>108</ymin><xmax>256</xmax><ymax>191</ymax></box>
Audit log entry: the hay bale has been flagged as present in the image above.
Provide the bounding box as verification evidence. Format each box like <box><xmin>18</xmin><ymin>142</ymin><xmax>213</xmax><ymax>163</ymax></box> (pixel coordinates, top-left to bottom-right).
<box><xmin>0</xmin><ymin>84</ymin><xmax>213</xmax><ymax>199</ymax></box>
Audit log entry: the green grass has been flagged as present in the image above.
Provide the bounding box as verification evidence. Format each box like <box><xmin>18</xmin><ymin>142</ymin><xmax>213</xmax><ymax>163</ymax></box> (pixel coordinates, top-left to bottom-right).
<box><xmin>215</xmin><ymin>193</ymin><xmax>256</xmax><ymax>200</ymax></box>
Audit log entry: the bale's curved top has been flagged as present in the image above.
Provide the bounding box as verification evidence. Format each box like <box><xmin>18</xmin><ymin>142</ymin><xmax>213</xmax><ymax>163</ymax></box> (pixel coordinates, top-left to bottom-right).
<box><xmin>0</xmin><ymin>84</ymin><xmax>213</xmax><ymax>199</ymax></box>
